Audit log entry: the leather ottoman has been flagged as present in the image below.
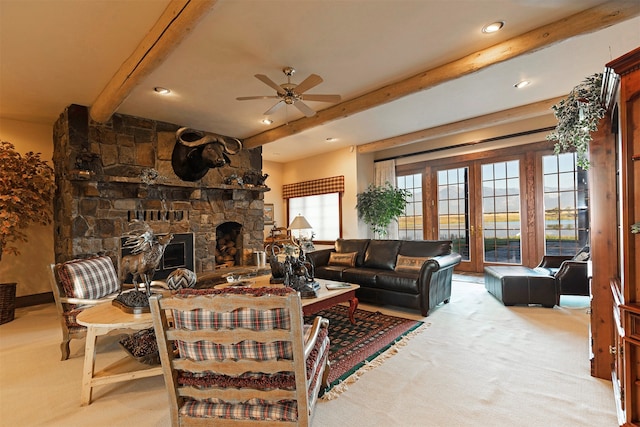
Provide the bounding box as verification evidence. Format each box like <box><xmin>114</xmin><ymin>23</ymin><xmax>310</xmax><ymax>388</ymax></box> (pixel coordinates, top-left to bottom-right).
<box><xmin>484</xmin><ymin>266</ymin><xmax>558</xmax><ymax>308</ymax></box>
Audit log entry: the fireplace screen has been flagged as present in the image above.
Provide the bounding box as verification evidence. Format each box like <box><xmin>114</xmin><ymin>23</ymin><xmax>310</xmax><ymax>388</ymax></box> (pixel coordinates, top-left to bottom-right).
<box><xmin>120</xmin><ymin>232</ymin><xmax>195</xmax><ymax>283</ymax></box>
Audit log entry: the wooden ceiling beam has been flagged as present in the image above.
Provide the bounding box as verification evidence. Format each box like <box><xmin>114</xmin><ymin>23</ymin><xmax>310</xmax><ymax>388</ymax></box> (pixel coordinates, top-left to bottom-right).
<box><xmin>357</xmin><ymin>96</ymin><xmax>564</xmax><ymax>154</ymax></box>
<box><xmin>243</xmin><ymin>1</ymin><xmax>640</xmax><ymax>149</ymax></box>
<box><xmin>90</xmin><ymin>0</ymin><xmax>217</xmax><ymax>123</ymax></box>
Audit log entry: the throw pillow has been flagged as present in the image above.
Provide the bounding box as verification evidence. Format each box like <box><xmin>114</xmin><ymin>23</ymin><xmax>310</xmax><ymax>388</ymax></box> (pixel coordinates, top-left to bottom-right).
<box><xmin>328</xmin><ymin>251</ymin><xmax>358</xmax><ymax>267</ymax></box>
<box><xmin>58</xmin><ymin>256</ymin><xmax>120</xmax><ymax>299</ymax></box>
<box><xmin>394</xmin><ymin>255</ymin><xmax>431</xmax><ymax>273</ymax></box>
<box><xmin>572</xmin><ymin>246</ymin><xmax>590</xmax><ymax>262</ymax></box>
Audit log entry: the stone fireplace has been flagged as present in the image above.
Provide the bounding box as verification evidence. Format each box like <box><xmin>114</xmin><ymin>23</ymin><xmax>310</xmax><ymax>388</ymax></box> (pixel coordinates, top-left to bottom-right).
<box><xmin>52</xmin><ymin>104</ymin><xmax>268</xmax><ymax>276</ymax></box>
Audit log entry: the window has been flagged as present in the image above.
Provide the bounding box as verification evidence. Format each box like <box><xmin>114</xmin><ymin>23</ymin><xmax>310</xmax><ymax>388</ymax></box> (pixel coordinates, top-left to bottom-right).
<box><xmin>542</xmin><ymin>152</ymin><xmax>588</xmax><ymax>255</ymax></box>
<box><xmin>437</xmin><ymin>167</ymin><xmax>470</xmax><ymax>260</ymax></box>
<box><xmin>482</xmin><ymin>160</ymin><xmax>521</xmax><ymax>264</ymax></box>
<box><xmin>288</xmin><ymin>193</ymin><xmax>340</xmax><ymax>241</ymax></box>
<box><xmin>282</xmin><ymin>176</ymin><xmax>344</xmax><ymax>243</ymax></box>
<box><xmin>397</xmin><ymin>173</ymin><xmax>423</xmax><ymax>240</ymax></box>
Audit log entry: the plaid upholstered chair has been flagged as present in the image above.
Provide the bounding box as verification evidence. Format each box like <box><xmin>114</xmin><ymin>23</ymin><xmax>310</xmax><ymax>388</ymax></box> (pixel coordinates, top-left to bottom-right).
<box><xmin>48</xmin><ymin>256</ymin><xmax>121</xmax><ymax>360</ymax></box>
<box><xmin>149</xmin><ymin>287</ymin><xmax>330</xmax><ymax>426</ymax></box>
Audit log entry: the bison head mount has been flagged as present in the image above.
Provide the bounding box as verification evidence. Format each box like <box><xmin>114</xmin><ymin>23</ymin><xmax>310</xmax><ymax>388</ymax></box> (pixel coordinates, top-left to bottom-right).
<box><xmin>171</xmin><ymin>127</ymin><xmax>243</xmax><ymax>182</ymax></box>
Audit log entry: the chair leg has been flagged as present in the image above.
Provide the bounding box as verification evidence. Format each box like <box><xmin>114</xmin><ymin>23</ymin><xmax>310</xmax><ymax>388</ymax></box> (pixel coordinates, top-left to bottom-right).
<box><xmin>60</xmin><ymin>339</ymin><xmax>71</xmax><ymax>361</ymax></box>
<box><xmin>320</xmin><ymin>359</ymin><xmax>331</xmax><ymax>391</ymax></box>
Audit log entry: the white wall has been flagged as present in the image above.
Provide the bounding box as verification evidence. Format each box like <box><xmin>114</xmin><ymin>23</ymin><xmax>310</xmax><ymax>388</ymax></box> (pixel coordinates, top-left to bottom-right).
<box><xmin>0</xmin><ymin>118</ymin><xmax>55</xmax><ymax>297</ymax></box>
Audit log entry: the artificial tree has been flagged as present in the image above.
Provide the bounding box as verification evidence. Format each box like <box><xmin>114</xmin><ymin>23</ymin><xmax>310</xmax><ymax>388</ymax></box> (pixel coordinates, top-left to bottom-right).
<box><xmin>546</xmin><ymin>73</ymin><xmax>606</xmax><ymax>170</ymax></box>
<box><xmin>356</xmin><ymin>182</ymin><xmax>410</xmax><ymax>237</ymax></box>
<box><xmin>0</xmin><ymin>140</ymin><xmax>55</xmax><ymax>263</ymax></box>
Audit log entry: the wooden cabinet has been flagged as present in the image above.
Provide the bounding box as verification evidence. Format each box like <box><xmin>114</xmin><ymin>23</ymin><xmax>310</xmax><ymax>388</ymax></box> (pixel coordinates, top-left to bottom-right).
<box><xmin>594</xmin><ymin>47</ymin><xmax>640</xmax><ymax>426</ymax></box>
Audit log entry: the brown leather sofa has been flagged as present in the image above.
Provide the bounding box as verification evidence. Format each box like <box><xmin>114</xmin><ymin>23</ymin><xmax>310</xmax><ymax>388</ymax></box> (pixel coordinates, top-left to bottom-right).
<box><xmin>306</xmin><ymin>239</ymin><xmax>462</xmax><ymax>317</ymax></box>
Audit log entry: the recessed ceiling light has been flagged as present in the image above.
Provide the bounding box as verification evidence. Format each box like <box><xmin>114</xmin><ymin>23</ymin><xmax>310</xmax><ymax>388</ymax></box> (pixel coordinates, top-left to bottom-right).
<box><xmin>261</xmin><ymin>118</ymin><xmax>273</xmax><ymax>125</ymax></box>
<box><xmin>514</xmin><ymin>80</ymin><xmax>531</xmax><ymax>89</ymax></box>
<box><xmin>326</xmin><ymin>137</ymin><xmax>337</xmax><ymax>142</ymax></box>
<box><xmin>482</xmin><ymin>21</ymin><xmax>504</xmax><ymax>33</ymax></box>
<box><xmin>153</xmin><ymin>87</ymin><xmax>171</xmax><ymax>95</ymax></box>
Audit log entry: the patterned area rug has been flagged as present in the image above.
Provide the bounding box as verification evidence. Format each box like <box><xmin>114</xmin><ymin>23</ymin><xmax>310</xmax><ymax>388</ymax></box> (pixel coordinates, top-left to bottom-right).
<box><xmin>305</xmin><ymin>305</ymin><xmax>425</xmax><ymax>400</ymax></box>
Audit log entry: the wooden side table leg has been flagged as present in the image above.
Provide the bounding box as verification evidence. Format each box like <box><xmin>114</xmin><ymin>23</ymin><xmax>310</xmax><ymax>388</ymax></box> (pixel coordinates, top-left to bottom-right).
<box><xmin>80</xmin><ymin>327</ymin><xmax>98</xmax><ymax>406</ymax></box>
<box><xmin>348</xmin><ymin>297</ymin><xmax>359</xmax><ymax>324</ymax></box>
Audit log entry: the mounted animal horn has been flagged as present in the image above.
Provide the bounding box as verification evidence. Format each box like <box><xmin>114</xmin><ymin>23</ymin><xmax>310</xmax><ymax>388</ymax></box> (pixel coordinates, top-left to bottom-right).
<box><xmin>176</xmin><ymin>127</ymin><xmax>242</xmax><ymax>154</ymax></box>
<box><xmin>172</xmin><ymin>127</ymin><xmax>243</xmax><ymax>182</ymax></box>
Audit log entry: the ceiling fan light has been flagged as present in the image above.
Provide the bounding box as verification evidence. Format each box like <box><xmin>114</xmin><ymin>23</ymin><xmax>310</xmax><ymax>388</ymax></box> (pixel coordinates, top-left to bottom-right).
<box><xmin>482</xmin><ymin>21</ymin><xmax>504</xmax><ymax>33</ymax></box>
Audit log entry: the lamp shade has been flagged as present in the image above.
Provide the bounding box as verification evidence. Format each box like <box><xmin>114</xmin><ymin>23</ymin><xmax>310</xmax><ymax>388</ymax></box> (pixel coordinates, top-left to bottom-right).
<box><xmin>289</xmin><ymin>214</ymin><xmax>312</xmax><ymax>230</ymax></box>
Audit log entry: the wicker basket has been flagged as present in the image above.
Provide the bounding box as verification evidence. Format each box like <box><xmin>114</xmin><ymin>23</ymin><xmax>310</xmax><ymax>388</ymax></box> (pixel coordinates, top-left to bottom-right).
<box><xmin>0</xmin><ymin>283</ymin><xmax>17</xmax><ymax>325</ymax></box>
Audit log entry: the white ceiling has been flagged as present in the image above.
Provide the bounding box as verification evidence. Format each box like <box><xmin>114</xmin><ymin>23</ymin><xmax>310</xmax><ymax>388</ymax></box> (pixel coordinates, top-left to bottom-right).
<box><xmin>1</xmin><ymin>0</ymin><xmax>639</xmax><ymax>163</ymax></box>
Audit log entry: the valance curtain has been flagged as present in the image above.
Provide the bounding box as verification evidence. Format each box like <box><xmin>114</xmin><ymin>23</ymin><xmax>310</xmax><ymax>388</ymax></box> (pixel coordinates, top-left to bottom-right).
<box><xmin>282</xmin><ymin>176</ymin><xmax>345</xmax><ymax>199</ymax></box>
<box><xmin>373</xmin><ymin>160</ymin><xmax>398</xmax><ymax>239</ymax></box>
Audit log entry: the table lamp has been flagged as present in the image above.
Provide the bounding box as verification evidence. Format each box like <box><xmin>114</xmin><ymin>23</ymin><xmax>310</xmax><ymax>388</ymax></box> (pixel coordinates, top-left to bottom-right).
<box><xmin>289</xmin><ymin>214</ymin><xmax>312</xmax><ymax>241</ymax></box>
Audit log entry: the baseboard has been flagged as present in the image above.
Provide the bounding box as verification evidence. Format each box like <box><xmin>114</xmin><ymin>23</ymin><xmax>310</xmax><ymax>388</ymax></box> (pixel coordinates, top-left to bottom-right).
<box><xmin>16</xmin><ymin>292</ymin><xmax>54</xmax><ymax>308</ymax></box>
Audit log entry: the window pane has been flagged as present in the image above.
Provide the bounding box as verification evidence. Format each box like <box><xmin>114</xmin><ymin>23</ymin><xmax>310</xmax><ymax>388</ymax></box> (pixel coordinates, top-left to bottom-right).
<box><xmin>397</xmin><ymin>173</ymin><xmax>423</xmax><ymax>240</ymax></box>
<box><xmin>542</xmin><ymin>152</ymin><xmax>588</xmax><ymax>256</ymax></box>
<box><xmin>437</xmin><ymin>167</ymin><xmax>469</xmax><ymax>261</ymax></box>
<box><xmin>482</xmin><ymin>160</ymin><xmax>521</xmax><ymax>264</ymax></box>
<box><xmin>288</xmin><ymin>193</ymin><xmax>340</xmax><ymax>241</ymax></box>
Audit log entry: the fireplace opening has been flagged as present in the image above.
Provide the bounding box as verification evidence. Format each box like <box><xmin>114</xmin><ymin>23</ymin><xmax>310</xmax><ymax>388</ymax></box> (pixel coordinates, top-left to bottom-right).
<box><xmin>120</xmin><ymin>232</ymin><xmax>195</xmax><ymax>283</ymax></box>
<box><xmin>215</xmin><ymin>222</ymin><xmax>242</xmax><ymax>268</ymax></box>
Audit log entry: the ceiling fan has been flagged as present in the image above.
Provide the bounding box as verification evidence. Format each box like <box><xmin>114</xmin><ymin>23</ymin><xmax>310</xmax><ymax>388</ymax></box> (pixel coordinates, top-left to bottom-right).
<box><xmin>236</xmin><ymin>66</ymin><xmax>341</xmax><ymax>117</ymax></box>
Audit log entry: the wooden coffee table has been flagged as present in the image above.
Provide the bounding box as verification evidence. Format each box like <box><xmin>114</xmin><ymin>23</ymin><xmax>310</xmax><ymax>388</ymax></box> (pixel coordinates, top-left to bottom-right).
<box><xmin>216</xmin><ymin>275</ymin><xmax>360</xmax><ymax>324</ymax></box>
<box><xmin>303</xmin><ymin>279</ymin><xmax>359</xmax><ymax>324</ymax></box>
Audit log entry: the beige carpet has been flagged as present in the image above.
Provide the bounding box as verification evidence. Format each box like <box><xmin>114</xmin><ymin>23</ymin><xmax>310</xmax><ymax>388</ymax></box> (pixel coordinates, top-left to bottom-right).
<box><xmin>0</xmin><ymin>279</ymin><xmax>616</xmax><ymax>426</ymax></box>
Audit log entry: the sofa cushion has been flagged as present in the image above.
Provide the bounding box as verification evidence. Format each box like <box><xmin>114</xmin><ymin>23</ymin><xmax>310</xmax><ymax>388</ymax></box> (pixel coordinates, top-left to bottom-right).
<box><xmin>399</xmin><ymin>240</ymin><xmax>452</xmax><ymax>257</ymax></box>
<box><xmin>335</xmin><ymin>239</ymin><xmax>370</xmax><ymax>267</ymax></box>
<box><xmin>375</xmin><ymin>271</ymin><xmax>420</xmax><ymax>294</ymax></box>
<box><xmin>395</xmin><ymin>255</ymin><xmax>431</xmax><ymax>273</ymax></box>
<box><xmin>58</xmin><ymin>256</ymin><xmax>120</xmax><ymax>299</ymax></box>
<box><xmin>328</xmin><ymin>251</ymin><xmax>358</xmax><ymax>267</ymax></box>
<box><xmin>314</xmin><ymin>265</ymin><xmax>348</xmax><ymax>282</ymax></box>
<box><xmin>342</xmin><ymin>268</ymin><xmax>379</xmax><ymax>287</ymax></box>
<box><xmin>363</xmin><ymin>240</ymin><xmax>402</xmax><ymax>270</ymax></box>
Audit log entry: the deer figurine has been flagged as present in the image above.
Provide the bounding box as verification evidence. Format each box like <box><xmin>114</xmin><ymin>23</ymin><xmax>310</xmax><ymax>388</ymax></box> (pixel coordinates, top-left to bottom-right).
<box><xmin>120</xmin><ymin>221</ymin><xmax>174</xmax><ymax>296</ymax></box>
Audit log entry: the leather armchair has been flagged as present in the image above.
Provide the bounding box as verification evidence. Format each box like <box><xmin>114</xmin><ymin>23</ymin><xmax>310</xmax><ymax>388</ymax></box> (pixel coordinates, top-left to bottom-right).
<box><xmin>536</xmin><ymin>255</ymin><xmax>590</xmax><ymax>296</ymax></box>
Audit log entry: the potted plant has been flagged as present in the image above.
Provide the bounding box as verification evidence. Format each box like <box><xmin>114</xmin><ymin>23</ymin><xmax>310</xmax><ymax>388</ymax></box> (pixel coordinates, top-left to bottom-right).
<box><xmin>0</xmin><ymin>140</ymin><xmax>55</xmax><ymax>262</ymax></box>
<box><xmin>546</xmin><ymin>73</ymin><xmax>607</xmax><ymax>169</ymax></box>
<box><xmin>356</xmin><ymin>182</ymin><xmax>411</xmax><ymax>237</ymax></box>
<box><xmin>0</xmin><ymin>140</ymin><xmax>55</xmax><ymax>323</ymax></box>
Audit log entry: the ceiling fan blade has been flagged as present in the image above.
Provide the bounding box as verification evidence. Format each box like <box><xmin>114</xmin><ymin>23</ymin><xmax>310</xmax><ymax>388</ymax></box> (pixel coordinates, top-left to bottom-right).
<box><xmin>302</xmin><ymin>94</ymin><xmax>341</xmax><ymax>103</ymax></box>
<box><xmin>293</xmin><ymin>100</ymin><xmax>316</xmax><ymax>117</ymax></box>
<box><xmin>236</xmin><ymin>96</ymin><xmax>279</xmax><ymax>101</ymax></box>
<box><xmin>294</xmin><ymin>74</ymin><xmax>323</xmax><ymax>94</ymax></box>
<box><xmin>255</xmin><ymin>74</ymin><xmax>285</xmax><ymax>94</ymax></box>
<box><xmin>264</xmin><ymin>101</ymin><xmax>285</xmax><ymax>116</ymax></box>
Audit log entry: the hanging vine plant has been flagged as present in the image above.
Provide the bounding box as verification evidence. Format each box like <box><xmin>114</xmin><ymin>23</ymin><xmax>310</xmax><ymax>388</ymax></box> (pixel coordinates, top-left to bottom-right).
<box><xmin>356</xmin><ymin>182</ymin><xmax>411</xmax><ymax>237</ymax></box>
<box><xmin>546</xmin><ymin>73</ymin><xmax>606</xmax><ymax>169</ymax></box>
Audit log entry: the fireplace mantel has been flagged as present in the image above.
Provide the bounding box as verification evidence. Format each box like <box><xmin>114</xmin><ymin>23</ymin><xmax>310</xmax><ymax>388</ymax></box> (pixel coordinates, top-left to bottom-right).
<box><xmin>68</xmin><ymin>171</ymin><xmax>271</xmax><ymax>192</ymax></box>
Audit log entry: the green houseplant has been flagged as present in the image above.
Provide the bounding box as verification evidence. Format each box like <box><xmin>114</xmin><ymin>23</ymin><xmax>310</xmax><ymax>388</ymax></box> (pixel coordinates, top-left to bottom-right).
<box><xmin>546</xmin><ymin>73</ymin><xmax>606</xmax><ymax>169</ymax></box>
<box><xmin>0</xmin><ymin>140</ymin><xmax>55</xmax><ymax>263</ymax></box>
<box><xmin>356</xmin><ymin>182</ymin><xmax>411</xmax><ymax>237</ymax></box>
